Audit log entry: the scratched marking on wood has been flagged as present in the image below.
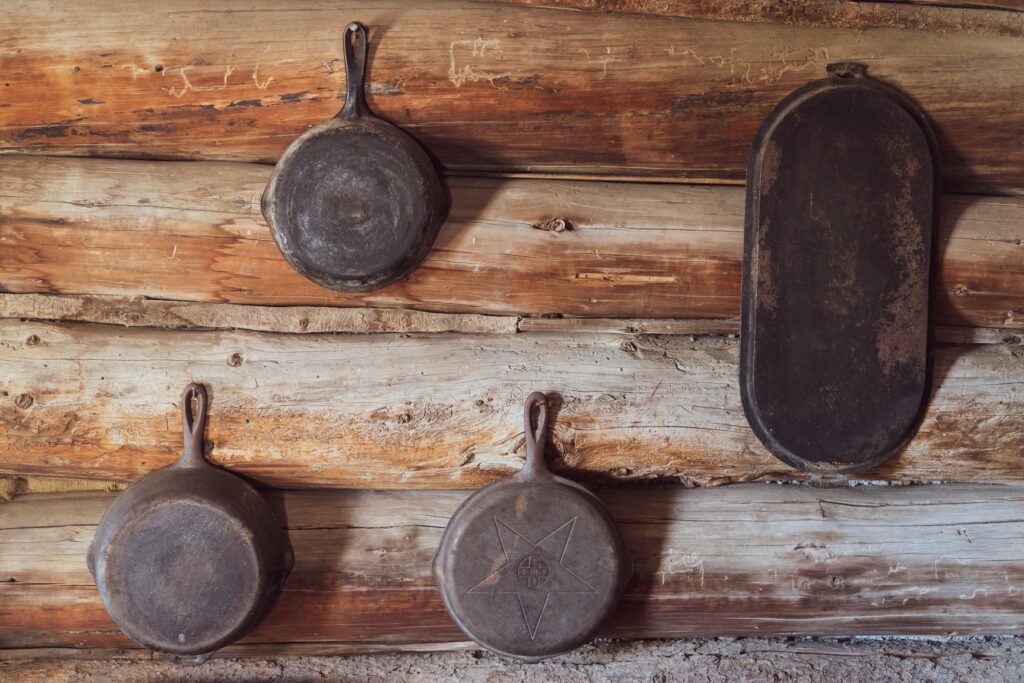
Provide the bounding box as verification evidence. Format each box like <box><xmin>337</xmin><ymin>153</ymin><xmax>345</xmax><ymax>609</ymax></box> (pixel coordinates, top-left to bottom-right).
<box><xmin>504</xmin><ymin>0</ymin><xmax>1024</xmax><ymax>37</ymax></box>
<box><xmin>0</xmin><ymin>2</ymin><xmax>1022</xmax><ymax>192</ymax></box>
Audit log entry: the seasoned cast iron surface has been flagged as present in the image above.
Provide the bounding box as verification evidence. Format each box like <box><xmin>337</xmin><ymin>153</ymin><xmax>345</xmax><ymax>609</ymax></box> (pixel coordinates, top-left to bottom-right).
<box><xmin>262</xmin><ymin>23</ymin><xmax>446</xmax><ymax>292</ymax></box>
<box><xmin>88</xmin><ymin>384</ymin><xmax>292</xmax><ymax>660</ymax></box>
<box><xmin>269</xmin><ymin>122</ymin><xmax>431</xmax><ymax>285</ymax></box>
<box><xmin>434</xmin><ymin>393</ymin><xmax>630</xmax><ymax>661</ymax></box>
<box><xmin>100</xmin><ymin>493</ymin><xmax>260</xmax><ymax>653</ymax></box>
<box><xmin>741</xmin><ymin>63</ymin><xmax>937</xmax><ymax>473</ymax></box>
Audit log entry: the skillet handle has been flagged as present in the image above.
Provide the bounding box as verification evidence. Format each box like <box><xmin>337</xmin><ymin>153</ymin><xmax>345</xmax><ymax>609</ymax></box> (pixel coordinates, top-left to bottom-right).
<box><xmin>178</xmin><ymin>383</ymin><xmax>209</xmax><ymax>468</ymax></box>
<box><xmin>520</xmin><ymin>392</ymin><xmax>552</xmax><ymax>479</ymax></box>
<box><xmin>339</xmin><ymin>22</ymin><xmax>369</xmax><ymax>119</ymax></box>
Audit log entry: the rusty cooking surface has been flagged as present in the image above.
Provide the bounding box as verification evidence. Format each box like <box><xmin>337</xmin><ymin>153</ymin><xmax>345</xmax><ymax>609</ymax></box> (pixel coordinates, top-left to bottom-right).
<box><xmin>433</xmin><ymin>392</ymin><xmax>631</xmax><ymax>662</ymax></box>
<box><xmin>261</xmin><ymin>22</ymin><xmax>448</xmax><ymax>293</ymax></box>
<box><xmin>87</xmin><ymin>384</ymin><xmax>293</xmax><ymax>662</ymax></box>
<box><xmin>740</xmin><ymin>62</ymin><xmax>938</xmax><ymax>474</ymax></box>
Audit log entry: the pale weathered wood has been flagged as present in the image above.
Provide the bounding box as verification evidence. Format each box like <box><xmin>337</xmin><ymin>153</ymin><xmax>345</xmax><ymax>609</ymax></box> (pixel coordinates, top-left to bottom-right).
<box><xmin>0</xmin><ymin>293</ymin><xmax>518</xmax><ymax>335</ymax></box>
<box><xmin>1</xmin><ymin>2</ymin><xmax>1023</xmax><ymax>193</ymax></box>
<box><xmin>0</xmin><ymin>320</ymin><xmax>1021</xmax><ymax>487</ymax></box>
<box><xmin>0</xmin><ymin>476</ymin><xmax>124</xmax><ymax>504</ymax></box>
<box><xmin>4</xmin><ymin>484</ymin><xmax>1024</xmax><ymax>654</ymax></box>
<box><xmin>7</xmin><ymin>293</ymin><xmax>1016</xmax><ymax>347</ymax></box>
<box><xmin>517</xmin><ymin>315</ymin><xmax>1023</xmax><ymax>345</ymax></box>
<box><xmin>508</xmin><ymin>0</ymin><xmax>1024</xmax><ymax>37</ymax></box>
<box><xmin>2</xmin><ymin>157</ymin><xmax>1022</xmax><ymax>329</ymax></box>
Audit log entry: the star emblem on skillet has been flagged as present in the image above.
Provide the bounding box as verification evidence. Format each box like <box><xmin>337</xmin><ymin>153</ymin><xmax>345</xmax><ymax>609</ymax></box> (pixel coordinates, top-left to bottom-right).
<box><xmin>468</xmin><ymin>516</ymin><xmax>597</xmax><ymax>640</ymax></box>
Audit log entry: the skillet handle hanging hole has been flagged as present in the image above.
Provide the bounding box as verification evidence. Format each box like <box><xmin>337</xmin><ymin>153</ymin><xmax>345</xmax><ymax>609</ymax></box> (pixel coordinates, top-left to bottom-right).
<box><xmin>521</xmin><ymin>392</ymin><xmax>551</xmax><ymax>477</ymax></box>
<box><xmin>339</xmin><ymin>22</ymin><xmax>369</xmax><ymax>119</ymax></box>
<box><xmin>179</xmin><ymin>383</ymin><xmax>209</xmax><ymax>467</ymax></box>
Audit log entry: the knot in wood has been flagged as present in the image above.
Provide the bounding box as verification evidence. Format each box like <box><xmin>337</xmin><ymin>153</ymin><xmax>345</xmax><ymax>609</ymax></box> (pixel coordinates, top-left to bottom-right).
<box><xmin>533</xmin><ymin>217</ymin><xmax>573</xmax><ymax>233</ymax></box>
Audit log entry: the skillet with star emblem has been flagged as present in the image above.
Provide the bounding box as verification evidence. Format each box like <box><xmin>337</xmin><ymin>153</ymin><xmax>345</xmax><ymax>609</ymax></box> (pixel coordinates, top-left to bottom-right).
<box><xmin>433</xmin><ymin>393</ymin><xmax>632</xmax><ymax>661</ymax></box>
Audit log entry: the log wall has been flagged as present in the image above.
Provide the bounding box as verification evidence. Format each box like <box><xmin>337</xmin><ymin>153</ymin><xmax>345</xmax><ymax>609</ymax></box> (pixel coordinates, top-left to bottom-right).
<box><xmin>1</xmin><ymin>0</ymin><xmax>1023</xmax><ymax>663</ymax></box>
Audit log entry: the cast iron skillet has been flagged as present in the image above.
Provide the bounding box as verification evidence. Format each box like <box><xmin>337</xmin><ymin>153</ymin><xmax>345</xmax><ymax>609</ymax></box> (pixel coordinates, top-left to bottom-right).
<box><xmin>262</xmin><ymin>22</ymin><xmax>448</xmax><ymax>292</ymax></box>
<box><xmin>87</xmin><ymin>383</ymin><xmax>293</xmax><ymax>663</ymax></box>
<box><xmin>434</xmin><ymin>393</ymin><xmax>631</xmax><ymax>662</ymax></box>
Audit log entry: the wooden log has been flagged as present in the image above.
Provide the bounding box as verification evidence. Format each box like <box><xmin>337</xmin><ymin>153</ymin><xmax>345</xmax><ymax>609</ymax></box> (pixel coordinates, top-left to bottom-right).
<box><xmin>507</xmin><ymin>0</ymin><xmax>1024</xmax><ymax>37</ymax></box>
<box><xmin>4</xmin><ymin>483</ymin><xmax>1024</xmax><ymax>654</ymax></box>
<box><xmin>875</xmin><ymin>0</ymin><xmax>1024</xmax><ymax>12</ymax></box>
<box><xmin>0</xmin><ymin>320</ymin><xmax>1021</xmax><ymax>488</ymax></box>
<box><xmin>517</xmin><ymin>314</ymin><xmax>1023</xmax><ymax>346</ymax></box>
<box><xmin>0</xmin><ymin>476</ymin><xmax>124</xmax><ymax>504</ymax></box>
<box><xmin>0</xmin><ymin>293</ymin><xmax>519</xmax><ymax>335</ymax></box>
<box><xmin>1</xmin><ymin>2</ymin><xmax>1023</xmax><ymax>193</ymax></box>
<box><xmin>2</xmin><ymin>157</ymin><xmax>1022</xmax><ymax>329</ymax></box>
<box><xmin>7</xmin><ymin>293</ymin><xmax>1020</xmax><ymax>346</ymax></box>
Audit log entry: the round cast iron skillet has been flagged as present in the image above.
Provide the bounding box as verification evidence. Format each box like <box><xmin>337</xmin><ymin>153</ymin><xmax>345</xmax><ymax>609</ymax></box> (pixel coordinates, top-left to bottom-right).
<box><xmin>262</xmin><ymin>22</ymin><xmax>448</xmax><ymax>292</ymax></box>
<box><xmin>87</xmin><ymin>384</ymin><xmax>293</xmax><ymax>663</ymax></box>
<box><xmin>434</xmin><ymin>393</ymin><xmax>631</xmax><ymax>661</ymax></box>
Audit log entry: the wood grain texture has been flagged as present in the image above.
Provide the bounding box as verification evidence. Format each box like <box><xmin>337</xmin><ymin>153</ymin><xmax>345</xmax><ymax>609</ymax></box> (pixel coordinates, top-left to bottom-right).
<box><xmin>4</xmin><ymin>484</ymin><xmax>1024</xmax><ymax>654</ymax></box>
<box><xmin>507</xmin><ymin>0</ymin><xmax>1024</xmax><ymax>37</ymax></box>
<box><xmin>3</xmin><ymin>294</ymin><xmax>1018</xmax><ymax>346</ymax></box>
<box><xmin>1</xmin><ymin>2</ymin><xmax>1023</xmax><ymax>193</ymax></box>
<box><xmin>0</xmin><ymin>293</ymin><xmax>519</xmax><ymax>335</ymax></box>
<box><xmin>517</xmin><ymin>314</ymin><xmax>1022</xmax><ymax>345</ymax></box>
<box><xmin>877</xmin><ymin>0</ymin><xmax>1024</xmax><ymax>12</ymax></box>
<box><xmin>2</xmin><ymin>157</ymin><xmax>1022</xmax><ymax>328</ymax></box>
<box><xmin>0</xmin><ymin>320</ymin><xmax>1021</xmax><ymax>488</ymax></box>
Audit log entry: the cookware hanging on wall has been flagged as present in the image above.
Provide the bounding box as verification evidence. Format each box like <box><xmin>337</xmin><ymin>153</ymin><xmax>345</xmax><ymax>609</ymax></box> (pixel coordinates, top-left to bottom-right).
<box><xmin>741</xmin><ymin>62</ymin><xmax>938</xmax><ymax>473</ymax></box>
<box><xmin>262</xmin><ymin>22</ymin><xmax>448</xmax><ymax>292</ymax></box>
<box><xmin>87</xmin><ymin>384</ymin><xmax>293</xmax><ymax>663</ymax></box>
<box><xmin>434</xmin><ymin>393</ymin><xmax>631</xmax><ymax>661</ymax></box>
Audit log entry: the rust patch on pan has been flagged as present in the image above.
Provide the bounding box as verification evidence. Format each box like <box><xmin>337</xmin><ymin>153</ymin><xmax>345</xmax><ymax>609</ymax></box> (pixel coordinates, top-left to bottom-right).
<box><xmin>753</xmin><ymin>218</ymin><xmax>777</xmax><ymax>314</ymax></box>
<box><xmin>759</xmin><ymin>141</ymin><xmax>782</xmax><ymax>196</ymax></box>
<box><xmin>875</xmin><ymin>137</ymin><xmax>928</xmax><ymax>378</ymax></box>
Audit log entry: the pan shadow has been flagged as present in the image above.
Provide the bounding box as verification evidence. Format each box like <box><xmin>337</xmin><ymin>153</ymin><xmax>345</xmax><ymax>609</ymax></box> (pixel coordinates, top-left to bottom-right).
<box><xmin>809</xmin><ymin>65</ymin><xmax>1001</xmax><ymax>480</ymax></box>
<box><xmin>344</xmin><ymin>17</ymin><xmax>632</xmax><ymax>304</ymax></box>
<box><xmin>541</xmin><ymin>392</ymin><xmax>675</xmax><ymax>641</ymax></box>
<box><xmin>866</xmin><ymin>65</ymin><xmax>999</xmax><ymax>361</ymax></box>
<box><xmin>234</xmin><ymin>488</ymin><xmax>465</xmax><ymax>654</ymax></box>
<box><xmin>235</xmin><ymin>489</ymin><xmax>345</xmax><ymax>652</ymax></box>
<box><xmin>872</xmin><ymin>91</ymin><xmax>1015</xmax><ymax>481</ymax></box>
<box><xmin>593</xmin><ymin>484</ymin><xmax>683</xmax><ymax>643</ymax></box>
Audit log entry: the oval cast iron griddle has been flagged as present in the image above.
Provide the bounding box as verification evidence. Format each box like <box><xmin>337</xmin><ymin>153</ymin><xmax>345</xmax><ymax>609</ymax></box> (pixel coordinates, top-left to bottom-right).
<box><xmin>262</xmin><ymin>23</ymin><xmax>448</xmax><ymax>292</ymax></box>
<box><xmin>741</xmin><ymin>63</ymin><xmax>938</xmax><ymax>474</ymax></box>
<box><xmin>433</xmin><ymin>393</ymin><xmax>631</xmax><ymax>661</ymax></box>
<box><xmin>87</xmin><ymin>384</ymin><xmax>293</xmax><ymax>663</ymax></box>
